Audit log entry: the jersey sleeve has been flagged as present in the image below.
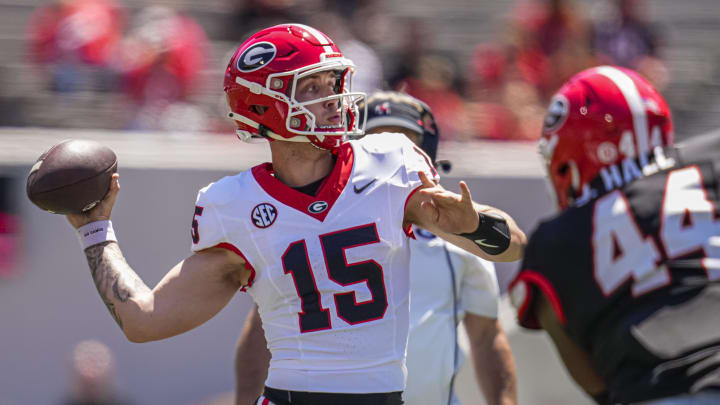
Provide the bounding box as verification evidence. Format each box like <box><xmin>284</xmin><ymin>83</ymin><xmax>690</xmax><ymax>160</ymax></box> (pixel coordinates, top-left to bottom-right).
<box><xmin>190</xmin><ymin>179</ymin><xmax>257</xmax><ymax>290</ymax></box>
<box><xmin>458</xmin><ymin>253</ymin><xmax>500</xmax><ymax>319</ymax></box>
<box><xmin>509</xmin><ymin>223</ymin><xmax>567</xmax><ymax>330</ymax></box>
<box><xmin>399</xmin><ymin>133</ymin><xmax>439</xmax><ymax>189</ymax></box>
<box><xmin>190</xmin><ymin>182</ymin><xmax>229</xmax><ymax>252</ymax></box>
<box><xmin>397</xmin><ymin>133</ymin><xmax>439</xmax><ymax>237</ymax></box>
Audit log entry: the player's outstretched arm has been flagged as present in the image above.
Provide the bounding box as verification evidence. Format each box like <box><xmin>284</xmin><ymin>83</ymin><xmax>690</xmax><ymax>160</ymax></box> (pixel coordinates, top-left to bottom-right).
<box><xmin>67</xmin><ymin>174</ymin><xmax>247</xmax><ymax>342</ymax></box>
<box><xmin>405</xmin><ymin>171</ymin><xmax>526</xmax><ymax>262</ymax></box>
<box><xmin>464</xmin><ymin>314</ymin><xmax>518</xmax><ymax>405</ymax></box>
<box><xmin>235</xmin><ymin>306</ymin><xmax>270</xmax><ymax>405</ymax></box>
<box><xmin>536</xmin><ymin>293</ymin><xmax>609</xmax><ymax>402</ymax></box>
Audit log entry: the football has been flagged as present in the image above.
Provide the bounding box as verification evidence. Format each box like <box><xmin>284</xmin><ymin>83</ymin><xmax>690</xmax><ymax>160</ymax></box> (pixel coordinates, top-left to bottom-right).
<box><xmin>26</xmin><ymin>139</ymin><xmax>117</xmax><ymax>214</ymax></box>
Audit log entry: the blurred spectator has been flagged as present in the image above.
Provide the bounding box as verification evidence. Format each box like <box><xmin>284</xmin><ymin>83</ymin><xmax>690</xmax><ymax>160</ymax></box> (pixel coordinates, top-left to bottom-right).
<box><xmin>395</xmin><ymin>53</ymin><xmax>471</xmax><ymax>141</ymax></box>
<box><xmin>466</xmin><ymin>44</ymin><xmax>519</xmax><ymax>140</ymax></box>
<box><xmin>466</xmin><ymin>44</ymin><xmax>545</xmax><ymax>141</ymax></box>
<box><xmin>27</xmin><ymin>0</ymin><xmax>124</xmax><ymax>93</ymax></box>
<box><xmin>389</xmin><ymin>33</ymin><xmax>470</xmax><ymax>142</ymax></box>
<box><xmin>341</xmin><ymin>0</ymin><xmax>390</xmax><ymax>47</ymax></box>
<box><xmin>115</xmin><ymin>6</ymin><xmax>206</xmax><ymax>106</ymax></box>
<box><xmin>60</xmin><ymin>339</ymin><xmax>132</xmax><ymax>405</ymax></box>
<box><xmin>227</xmin><ymin>0</ymin><xmax>322</xmax><ymax>40</ymax></box>
<box><xmin>501</xmin><ymin>79</ymin><xmax>546</xmax><ymax>140</ymax></box>
<box><xmin>0</xmin><ymin>67</ymin><xmax>28</xmax><ymax>126</ymax></box>
<box><xmin>0</xmin><ymin>177</ymin><xmax>20</xmax><ymax>277</ymax></box>
<box><xmin>309</xmin><ymin>12</ymin><xmax>383</xmax><ymax>93</ymax></box>
<box><xmin>509</xmin><ymin>0</ymin><xmax>592</xmax><ymax>99</ymax></box>
<box><xmin>590</xmin><ymin>0</ymin><xmax>669</xmax><ymax>90</ymax></box>
<box><xmin>322</xmin><ymin>0</ymin><xmax>379</xmax><ymax>21</ymax></box>
<box><xmin>388</xmin><ymin>17</ymin><xmax>428</xmax><ymax>91</ymax></box>
<box><xmin>469</xmin><ymin>44</ymin><xmax>509</xmax><ymax>97</ymax></box>
<box><xmin>113</xmin><ymin>6</ymin><xmax>209</xmax><ymax>132</ymax></box>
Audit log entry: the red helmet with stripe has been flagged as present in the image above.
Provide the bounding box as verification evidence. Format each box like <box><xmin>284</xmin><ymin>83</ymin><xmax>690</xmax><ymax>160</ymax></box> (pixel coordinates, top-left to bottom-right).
<box><xmin>223</xmin><ymin>24</ymin><xmax>366</xmax><ymax>151</ymax></box>
<box><xmin>539</xmin><ymin>66</ymin><xmax>674</xmax><ymax>210</ymax></box>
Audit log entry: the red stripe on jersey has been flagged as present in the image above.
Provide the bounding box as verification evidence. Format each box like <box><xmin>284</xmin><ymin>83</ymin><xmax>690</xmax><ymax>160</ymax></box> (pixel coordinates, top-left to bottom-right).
<box><xmin>403</xmin><ymin>184</ymin><xmax>425</xmax><ymax>237</ymax></box>
<box><xmin>215</xmin><ymin>242</ymin><xmax>256</xmax><ymax>291</ymax></box>
<box><xmin>508</xmin><ymin>277</ymin><xmax>536</xmax><ymax>329</ymax></box>
<box><xmin>251</xmin><ymin>142</ymin><xmax>354</xmax><ymax>222</ymax></box>
<box><xmin>512</xmin><ymin>270</ymin><xmax>567</xmax><ymax>327</ymax></box>
<box><xmin>412</xmin><ymin>145</ymin><xmax>438</xmax><ymax>178</ymax></box>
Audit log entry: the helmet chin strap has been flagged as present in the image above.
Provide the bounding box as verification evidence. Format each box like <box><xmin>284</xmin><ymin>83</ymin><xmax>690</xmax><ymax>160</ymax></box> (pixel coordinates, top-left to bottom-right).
<box><xmin>228</xmin><ymin>111</ymin><xmax>304</xmax><ymax>143</ymax></box>
<box><xmin>228</xmin><ymin>112</ymin><xmax>341</xmax><ymax>145</ymax></box>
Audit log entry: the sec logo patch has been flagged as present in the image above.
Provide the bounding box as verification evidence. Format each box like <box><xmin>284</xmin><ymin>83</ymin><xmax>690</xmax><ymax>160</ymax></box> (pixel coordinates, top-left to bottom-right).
<box><xmin>251</xmin><ymin>203</ymin><xmax>277</xmax><ymax>228</ymax></box>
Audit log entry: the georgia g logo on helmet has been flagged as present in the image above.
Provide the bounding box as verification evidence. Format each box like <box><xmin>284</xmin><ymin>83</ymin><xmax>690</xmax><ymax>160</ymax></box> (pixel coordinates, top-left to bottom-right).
<box><xmin>543</xmin><ymin>95</ymin><xmax>569</xmax><ymax>133</ymax></box>
<box><xmin>237</xmin><ymin>42</ymin><xmax>277</xmax><ymax>72</ymax></box>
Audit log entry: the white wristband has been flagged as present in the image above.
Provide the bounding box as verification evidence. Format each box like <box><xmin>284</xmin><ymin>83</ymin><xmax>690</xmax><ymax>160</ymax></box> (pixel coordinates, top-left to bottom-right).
<box><xmin>76</xmin><ymin>220</ymin><xmax>117</xmax><ymax>250</ymax></box>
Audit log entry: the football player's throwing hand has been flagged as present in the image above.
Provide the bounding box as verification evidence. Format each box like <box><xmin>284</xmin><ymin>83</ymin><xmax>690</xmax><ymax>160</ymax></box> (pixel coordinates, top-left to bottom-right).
<box><xmin>66</xmin><ymin>174</ymin><xmax>120</xmax><ymax>229</ymax></box>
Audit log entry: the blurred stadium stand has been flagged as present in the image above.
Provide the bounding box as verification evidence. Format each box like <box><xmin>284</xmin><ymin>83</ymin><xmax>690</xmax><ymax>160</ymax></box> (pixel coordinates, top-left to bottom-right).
<box><xmin>0</xmin><ymin>0</ymin><xmax>717</xmax><ymax>136</ymax></box>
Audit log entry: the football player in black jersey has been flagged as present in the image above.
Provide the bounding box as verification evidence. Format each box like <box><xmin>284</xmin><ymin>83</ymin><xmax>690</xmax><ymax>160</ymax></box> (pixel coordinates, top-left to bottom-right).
<box><xmin>510</xmin><ymin>66</ymin><xmax>720</xmax><ymax>405</ymax></box>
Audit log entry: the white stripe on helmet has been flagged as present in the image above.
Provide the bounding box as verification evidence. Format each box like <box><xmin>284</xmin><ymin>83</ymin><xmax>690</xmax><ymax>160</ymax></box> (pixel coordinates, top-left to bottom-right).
<box><xmin>596</xmin><ymin>66</ymin><xmax>650</xmax><ymax>168</ymax></box>
<box><xmin>294</xmin><ymin>24</ymin><xmax>335</xmax><ymax>54</ymax></box>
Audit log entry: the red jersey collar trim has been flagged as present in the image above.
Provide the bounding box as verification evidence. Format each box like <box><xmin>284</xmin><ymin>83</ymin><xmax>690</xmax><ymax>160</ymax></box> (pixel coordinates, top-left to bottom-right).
<box><xmin>251</xmin><ymin>143</ymin><xmax>354</xmax><ymax>222</ymax></box>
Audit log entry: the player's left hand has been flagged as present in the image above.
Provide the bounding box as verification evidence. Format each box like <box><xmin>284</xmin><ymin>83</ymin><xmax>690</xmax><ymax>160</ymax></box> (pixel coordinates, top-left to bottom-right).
<box><xmin>417</xmin><ymin>171</ymin><xmax>479</xmax><ymax>234</ymax></box>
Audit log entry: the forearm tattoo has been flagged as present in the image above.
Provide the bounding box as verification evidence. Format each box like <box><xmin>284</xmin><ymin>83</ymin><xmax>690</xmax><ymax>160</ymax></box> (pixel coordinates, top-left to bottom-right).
<box><xmin>85</xmin><ymin>241</ymin><xmax>149</xmax><ymax>329</ymax></box>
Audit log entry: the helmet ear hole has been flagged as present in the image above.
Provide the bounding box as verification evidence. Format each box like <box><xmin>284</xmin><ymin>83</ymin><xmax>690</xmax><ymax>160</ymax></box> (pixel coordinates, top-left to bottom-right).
<box><xmin>251</xmin><ymin>105</ymin><xmax>268</xmax><ymax>115</ymax></box>
<box><xmin>557</xmin><ymin>163</ymin><xmax>570</xmax><ymax>175</ymax></box>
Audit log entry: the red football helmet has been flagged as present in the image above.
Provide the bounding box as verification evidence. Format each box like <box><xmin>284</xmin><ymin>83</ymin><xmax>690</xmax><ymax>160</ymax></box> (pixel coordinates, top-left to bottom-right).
<box><xmin>539</xmin><ymin>65</ymin><xmax>674</xmax><ymax>210</ymax></box>
<box><xmin>224</xmin><ymin>24</ymin><xmax>366</xmax><ymax>151</ymax></box>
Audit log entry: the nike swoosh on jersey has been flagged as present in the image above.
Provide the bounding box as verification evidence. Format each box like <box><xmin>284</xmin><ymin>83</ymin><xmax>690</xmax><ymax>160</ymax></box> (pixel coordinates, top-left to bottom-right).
<box><xmin>353</xmin><ymin>178</ymin><xmax>377</xmax><ymax>194</ymax></box>
<box><xmin>474</xmin><ymin>239</ymin><xmax>499</xmax><ymax>248</ymax></box>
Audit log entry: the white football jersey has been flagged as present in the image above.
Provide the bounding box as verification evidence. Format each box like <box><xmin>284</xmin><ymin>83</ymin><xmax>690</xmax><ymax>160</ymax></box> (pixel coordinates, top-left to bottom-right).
<box><xmin>404</xmin><ymin>227</ymin><xmax>499</xmax><ymax>405</ymax></box>
<box><xmin>191</xmin><ymin>133</ymin><xmax>438</xmax><ymax>393</ymax></box>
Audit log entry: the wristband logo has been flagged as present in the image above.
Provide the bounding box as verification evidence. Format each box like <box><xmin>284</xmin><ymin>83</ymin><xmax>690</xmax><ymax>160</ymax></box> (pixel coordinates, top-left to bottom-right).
<box><xmin>78</xmin><ymin>220</ymin><xmax>117</xmax><ymax>249</ymax></box>
<box><xmin>83</xmin><ymin>227</ymin><xmax>105</xmax><ymax>238</ymax></box>
<box><xmin>474</xmin><ymin>239</ymin><xmax>499</xmax><ymax>248</ymax></box>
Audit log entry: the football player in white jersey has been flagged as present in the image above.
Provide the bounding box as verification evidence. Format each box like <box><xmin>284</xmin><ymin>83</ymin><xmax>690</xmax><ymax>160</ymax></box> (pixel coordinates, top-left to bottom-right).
<box><xmin>64</xmin><ymin>24</ymin><xmax>526</xmax><ymax>405</ymax></box>
<box><xmin>234</xmin><ymin>91</ymin><xmax>518</xmax><ymax>405</ymax></box>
